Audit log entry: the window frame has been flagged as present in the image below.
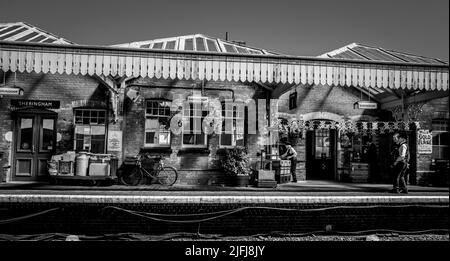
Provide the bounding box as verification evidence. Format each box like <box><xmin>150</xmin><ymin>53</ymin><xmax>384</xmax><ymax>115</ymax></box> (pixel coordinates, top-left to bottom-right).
<box><xmin>73</xmin><ymin>108</ymin><xmax>107</xmax><ymax>154</ymax></box>
<box><xmin>219</xmin><ymin>101</ymin><xmax>245</xmax><ymax>148</ymax></box>
<box><xmin>289</xmin><ymin>91</ymin><xmax>297</xmax><ymax>110</ymax></box>
<box><xmin>144</xmin><ymin>99</ymin><xmax>172</xmax><ymax>148</ymax></box>
<box><xmin>432</xmin><ymin>119</ymin><xmax>449</xmax><ymax>159</ymax></box>
<box><xmin>181</xmin><ymin>101</ymin><xmax>208</xmax><ymax>148</ymax></box>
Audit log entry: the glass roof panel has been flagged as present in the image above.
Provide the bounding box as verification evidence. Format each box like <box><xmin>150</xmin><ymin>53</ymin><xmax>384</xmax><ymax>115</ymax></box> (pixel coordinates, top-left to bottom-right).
<box><xmin>152</xmin><ymin>42</ymin><xmax>163</xmax><ymax>49</ymax></box>
<box><xmin>195</xmin><ymin>37</ymin><xmax>206</xmax><ymax>51</ymax></box>
<box><xmin>184</xmin><ymin>38</ymin><xmax>194</xmax><ymax>51</ymax></box>
<box><xmin>165</xmin><ymin>41</ymin><xmax>176</xmax><ymax>50</ymax></box>
<box><xmin>206</xmin><ymin>39</ymin><xmax>218</xmax><ymax>52</ymax></box>
<box><xmin>236</xmin><ymin>46</ymin><xmax>249</xmax><ymax>54</ymax></box>
<box><xmin>223</xmin><ymin>43</ymin><xmax>237</xmax><ymax>53</ymax></box>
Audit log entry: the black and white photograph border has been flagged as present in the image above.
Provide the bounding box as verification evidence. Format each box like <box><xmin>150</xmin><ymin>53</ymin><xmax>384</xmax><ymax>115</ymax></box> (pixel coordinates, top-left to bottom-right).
<box><xmin>0</xmin><ymin>0</ymin><xmax>448</xmax><ymax>257</ymax></box>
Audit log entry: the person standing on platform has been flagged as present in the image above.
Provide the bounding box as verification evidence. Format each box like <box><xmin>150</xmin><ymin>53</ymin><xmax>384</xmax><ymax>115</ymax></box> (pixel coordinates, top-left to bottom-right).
<box><xmin>281</xmin><ymin>142</ymin><xmax>298</xmax><ymax>183</ymax></box>
<box><xmin>390</xmin><ymin>132</ymin><xmax>410</xmax><ymax>194</ymax></box>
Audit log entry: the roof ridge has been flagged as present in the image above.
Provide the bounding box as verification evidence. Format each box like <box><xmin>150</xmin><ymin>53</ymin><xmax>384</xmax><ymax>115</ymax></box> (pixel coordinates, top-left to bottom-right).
<box><xmin>318</xmin><ymin>43</ymin><xmax>359</xmax><ymax>58</ymax></box>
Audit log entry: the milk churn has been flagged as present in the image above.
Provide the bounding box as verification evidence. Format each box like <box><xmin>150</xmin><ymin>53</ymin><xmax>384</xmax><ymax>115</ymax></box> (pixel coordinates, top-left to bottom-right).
<box><xmin>76</xmin><ymin>152</ymin><xmax>89</xmax><ymax>176</ymax></box>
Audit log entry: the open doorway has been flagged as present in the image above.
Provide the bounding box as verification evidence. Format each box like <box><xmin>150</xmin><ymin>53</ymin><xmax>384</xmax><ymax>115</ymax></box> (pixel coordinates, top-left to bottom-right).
<box><xmin>306</xmin><ymin>127</ymin><xmax>337</xmax><ymax>180</ymax></box>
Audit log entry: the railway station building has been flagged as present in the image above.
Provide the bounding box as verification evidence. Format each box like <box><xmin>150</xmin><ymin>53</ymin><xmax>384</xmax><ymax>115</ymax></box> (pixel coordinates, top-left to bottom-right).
<box><xmin>0</xmin><ymin>22</ymin><xmax>448</xmax><ymax>186</ymax></box>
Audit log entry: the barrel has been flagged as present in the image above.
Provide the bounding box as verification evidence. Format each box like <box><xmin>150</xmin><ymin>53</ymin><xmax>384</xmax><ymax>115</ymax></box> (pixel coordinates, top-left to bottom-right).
<box><xmin>76</xmin><ymin>152</ymin><xmax>89</xmax><ymax>176</ymax></box>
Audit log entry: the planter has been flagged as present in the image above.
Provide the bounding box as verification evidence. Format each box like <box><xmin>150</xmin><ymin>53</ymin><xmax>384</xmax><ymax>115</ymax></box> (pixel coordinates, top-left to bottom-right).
<box><xmin>233</xmin><ymin>175</ymin><xmax>250</xmax><ymax>187</ymax></box>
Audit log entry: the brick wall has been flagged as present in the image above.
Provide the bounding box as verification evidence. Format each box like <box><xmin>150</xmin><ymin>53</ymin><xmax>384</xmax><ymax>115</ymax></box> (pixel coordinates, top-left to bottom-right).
<box><xmin>0</xmin><ymin>202</ymin><xmax>447</xmax><ymax>236</ymax></box>
<box><xmin>121</xmin><ymin>78</ymin><xmax>269</xmax><ymax>185</ymax></box>
<box><xmin>0</xmin><ymin>71</ymin><xmax>118</xmax><ymax>181</ymax></box>
<box><xmin>278</xmin><ymin>85</ymin><xmax>387</xmax><ymax>181</ymax></box>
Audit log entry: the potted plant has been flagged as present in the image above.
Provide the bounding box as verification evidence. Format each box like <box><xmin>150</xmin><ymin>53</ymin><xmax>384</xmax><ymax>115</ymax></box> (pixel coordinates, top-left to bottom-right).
<box><xmin>221</xmin><ymin>146</ymin><xmax>251</xmax><ymax>187</ymax></box>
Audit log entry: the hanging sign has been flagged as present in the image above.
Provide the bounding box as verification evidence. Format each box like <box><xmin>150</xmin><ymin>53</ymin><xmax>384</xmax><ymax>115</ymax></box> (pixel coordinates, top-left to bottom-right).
<box><xmin>11</xmin><ymin>99</ymin><xmax>60</xmax><ymax>109</ymax></box>
<box><xmin>354</xmin><ymin>101</ymin><xmax>378</xmax><ymax>109</ymax></box>
<box><xmin>417</xmin><ymin>130</ymin><xmax>432</xmax><ymax>154</ymax></box>
<box><xmin>0</xmin><ymin>87</ymin><xmax>24</xmax><ymax>96</ymax></box>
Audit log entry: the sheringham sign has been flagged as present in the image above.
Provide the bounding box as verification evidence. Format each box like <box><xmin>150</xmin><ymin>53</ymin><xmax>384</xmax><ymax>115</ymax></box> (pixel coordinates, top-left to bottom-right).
<box><xmin>11</xmin><ymin>99</ymin><xmax>60</xmax><ymax>109</ymax></box>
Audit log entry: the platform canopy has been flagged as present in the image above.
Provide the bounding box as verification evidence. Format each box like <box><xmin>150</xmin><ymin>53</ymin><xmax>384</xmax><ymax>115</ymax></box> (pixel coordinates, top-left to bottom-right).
<box><xmin>0</xmin><ymin>40</ymin><xmax>448</xmax><ymax>91</ymax></box>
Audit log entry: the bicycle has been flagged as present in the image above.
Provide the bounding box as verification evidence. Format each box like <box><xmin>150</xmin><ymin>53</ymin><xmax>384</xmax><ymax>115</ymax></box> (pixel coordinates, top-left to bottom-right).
<box><xmin>120</xmin><ymin>154</ymin><xmax>178</xmax><ymax>186</ymax></box>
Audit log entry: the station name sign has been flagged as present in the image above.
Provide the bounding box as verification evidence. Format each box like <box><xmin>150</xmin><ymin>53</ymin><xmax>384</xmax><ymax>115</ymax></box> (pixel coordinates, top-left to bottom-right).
<box><xmin>354</xmin><ymin>101</ymin><xmax>378</xmax><ymax>109</ymax></box>
<box><xmin>11</xmin><ymin>99</ymin><xmax>60</xmax><ymax>109</ymax></box>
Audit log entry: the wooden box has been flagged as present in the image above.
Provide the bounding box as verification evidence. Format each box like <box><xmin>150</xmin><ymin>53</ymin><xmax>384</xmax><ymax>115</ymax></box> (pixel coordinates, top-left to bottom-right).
<box><xmin>88</xmin><ymin>163</ymin><xmax>110</xmax><ymax>176</ymax></box>
<box><xmin>57</xmin><ymin>161</ymin><xmax>74</xmax><ymax>176</ymax></box>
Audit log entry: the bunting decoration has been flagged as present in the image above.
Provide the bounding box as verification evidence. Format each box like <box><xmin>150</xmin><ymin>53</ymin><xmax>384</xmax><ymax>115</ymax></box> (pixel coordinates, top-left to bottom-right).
<box><xmin>278</xmin><ymin>119</ymin><xmax>420</xmax><ymax>135</ymax></box>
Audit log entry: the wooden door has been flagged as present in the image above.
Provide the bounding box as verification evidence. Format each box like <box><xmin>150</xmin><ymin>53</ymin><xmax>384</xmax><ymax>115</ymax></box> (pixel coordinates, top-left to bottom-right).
<box><xmin>306</xmin><ymin>128</ymin><xmax>337</xmax><ymax>180</ymax></box>
<box><xmin>13</xmin><ymin>113</ymin><xmax>56</xmax><ymax>181</ymax></box>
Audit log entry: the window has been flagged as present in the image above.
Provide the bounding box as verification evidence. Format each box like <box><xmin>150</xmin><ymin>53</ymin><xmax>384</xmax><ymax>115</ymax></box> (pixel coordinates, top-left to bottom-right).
<box><xmin>315</xmin><ymin>129</ymin><xmax>330</xmax><ymax>159</ymax></box>
<box><xmin>289</xmin><ymin>92</ymin><xmax>297</xmax><ymax>110</ymax></box>
<box><xmin>74</xmin><ymin>109</ymin><xmax>106</xmax><ymax>153</ymax></box>
<box><xmin>220</xmin><ymin>102</ymin><xmax>245</xmax><ymax>147</ymax></box>
<box><xmin>145</xmin><ymin>100</ymin><xmax>171</xmax><ymax>147</ymax></box>
<box><xmin>182</xmin><ymin>102</ymin><xmax>208</xmax><ymax>147</ymax></box>
<box><xmin>432</xmin><ymin>119</ymin><xmax>449</xmax><ymax>159</ymax></box>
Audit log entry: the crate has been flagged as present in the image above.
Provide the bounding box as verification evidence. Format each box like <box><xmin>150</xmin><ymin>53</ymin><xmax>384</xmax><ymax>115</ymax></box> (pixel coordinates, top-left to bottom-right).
<box><xmin>88</xmin><ymin>163</ymin><xmax>110</xmax><ymax>176</ymax></box>
<box><xmin>257</xmin><ymin>170</ymin><xmax>275</xmax><ymax>180</ymax></box>
<box><xmin>57</xmin><ymin>161</ymin><xmax>74</xmax><ymax>176</ymax></box>
<box><xmin>276</xmin><ymin>173</ymin><xmax>291</xmax><ymax>183</ymax></box>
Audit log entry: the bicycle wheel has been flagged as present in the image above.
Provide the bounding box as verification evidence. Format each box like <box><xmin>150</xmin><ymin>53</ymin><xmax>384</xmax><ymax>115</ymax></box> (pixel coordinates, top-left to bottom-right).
<box><xmin>156</xmin><ymin>166</ymin><xmax>178</xmax><ymax>186</ymax></box>
<box><xmin>120</xmin><ymin>167</ymin><xmax>143</xmax><ymax>186</ymax></box>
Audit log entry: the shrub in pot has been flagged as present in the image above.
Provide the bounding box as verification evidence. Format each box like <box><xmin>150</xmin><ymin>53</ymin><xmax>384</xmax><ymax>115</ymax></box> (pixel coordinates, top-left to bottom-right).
<box><xmin>221</xmin><ymin>146</ymin><xmax>251</xmax><ymax>187</ymax></box>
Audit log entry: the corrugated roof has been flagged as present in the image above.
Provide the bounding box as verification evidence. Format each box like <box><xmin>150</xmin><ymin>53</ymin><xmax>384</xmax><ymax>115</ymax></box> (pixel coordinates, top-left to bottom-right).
<box><xmin>0</xmin><ymin>22</ymin><xmax>75</xmax><ymax>44</ymax></box>
<box><xmin>112</xmin><ymin>34</ymin><xmax>283</xmax><ymax>55</ymax></box>
<box><xmin>319</xmin><ymin>43</ymin><xmax>448</xmax><ymax>66</ymax></box>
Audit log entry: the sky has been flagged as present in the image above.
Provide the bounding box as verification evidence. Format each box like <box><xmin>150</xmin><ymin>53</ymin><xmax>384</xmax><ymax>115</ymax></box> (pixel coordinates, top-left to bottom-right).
<box><xmin>0</xmin><ymin>0</ymin><xmax>448</xmax><ymax>60</ymax></box>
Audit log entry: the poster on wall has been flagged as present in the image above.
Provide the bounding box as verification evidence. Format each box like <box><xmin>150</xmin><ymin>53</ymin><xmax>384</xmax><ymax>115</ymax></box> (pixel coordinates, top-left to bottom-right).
<box><xmin>107</xmin><ymin>131</ymin><xmax>122</xmax><ymax>152</ymax></box>
<box><xmin>417</xmin><ymin>130</ymin><xmax>432</xmax><ymax>154</ymax></box>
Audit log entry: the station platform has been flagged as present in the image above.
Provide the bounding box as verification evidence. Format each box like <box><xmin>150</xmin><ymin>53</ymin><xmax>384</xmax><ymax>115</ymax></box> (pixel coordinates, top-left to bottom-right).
<box><xmin>0</xmin><ymin>180</ymin><xmax>448</xmax><ymax>237</ymax></box>
<box><xmin>0</xmin><ymin>180</ymin><xmax>448</xmax><ymax>204</ymax></box>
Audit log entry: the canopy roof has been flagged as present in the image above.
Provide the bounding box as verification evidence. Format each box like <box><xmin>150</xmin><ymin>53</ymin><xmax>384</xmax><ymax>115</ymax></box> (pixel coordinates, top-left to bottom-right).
<box><xmin>0</xmin><ymin>22</ymin><xmax>74</xmax><ymax>45</ymax></box>
<box><xmin>319</xmin><ymin>43</ymin><xmax>448</xmax><ymax>66</ymax></box>
<box><xmin>319</xmin><ymin>43</ymin><xmax>449</xmax><ymax>105</ymax></box>
<box><xmin>0</xmin><ymin>23</ymin><xmax>448</xmax><ymax>95</ymax></box>
<box><xmin>112</xmin><ymin>34</ymin><xmax>282</xmax><ymax>55</ymax></box>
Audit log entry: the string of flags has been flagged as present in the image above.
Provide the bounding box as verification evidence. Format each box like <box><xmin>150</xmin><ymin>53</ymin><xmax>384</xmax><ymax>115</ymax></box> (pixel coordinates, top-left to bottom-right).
<box><xmin>277</xmin><ymin>119</ymin><xmax>421</xmax><ymax>135</ymax></box>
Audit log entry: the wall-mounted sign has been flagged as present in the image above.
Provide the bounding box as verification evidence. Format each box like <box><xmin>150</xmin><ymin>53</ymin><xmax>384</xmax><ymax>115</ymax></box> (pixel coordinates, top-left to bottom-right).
<box><xmin>107</xmin><ymin>130</ymin><xmax>122</xmax><ymax>152</ymax></box>
<box><xmin>354</xmin><ymin>101</ymin><xmax>378</xmax><ymax>109</ymax></box>
<box><xmin>417</xmin><ymin>130</ymin><xmax>432</xmax><ymax>154</ymax></box>
<box><xmin>0</xmin><ymin>87</ymin><xmax>24</xmax><ymax>96</ymax></box>
<box><xmin>187</xmin><ymin>96</ymin><xmax>209</xmax><ymax>103</ymax></box>
<box><xmin>11</xmin><ymin>99</ymin><xmax>60</xmax><ymax>109</ymax></box>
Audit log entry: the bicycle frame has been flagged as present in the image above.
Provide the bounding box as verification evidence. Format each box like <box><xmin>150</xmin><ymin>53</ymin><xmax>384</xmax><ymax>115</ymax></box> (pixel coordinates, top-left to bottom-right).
<box><xmin>121</xmin><ymin>154</ymin><xmax>177</xmax><ymax>186</ymax></box>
